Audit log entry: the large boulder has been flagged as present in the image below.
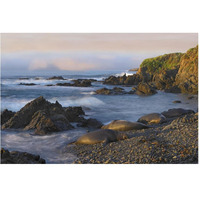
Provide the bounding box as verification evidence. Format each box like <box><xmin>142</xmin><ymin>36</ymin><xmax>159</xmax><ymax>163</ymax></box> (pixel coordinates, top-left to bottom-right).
<box><xmin>102</xmin><ymin>120</ymin><xmax>149</xmax><ymax>131</ymax></box>
<box><xmin>135</xmin><ymin>82</ymin><xmax>157</xmax><ymax>95</ymax></box>
<box><xmin>137</xmin><ymin>113</ymin><xmax>166</xmax><ymax>124</ymax></box>
<box><xmin>64</xmin><ymin>106</ymin><xmax>85</xmax><ymax>122</ymax></box>
<box><xmin>77</xmin><ymin>118</ymin><xmax>103</xmax><ymax>129</ymax></box>
<box><xmin>1</xmin><ymin>148</ymin><xmax>46</xmax><ymax>164</ymax></box>
<box><xmin>2</xmin><ymin>97</ymin><xmax>73</xmax><ymax>134</ymax></box>
<box><xmin>161</xmin><ymin>108</ymin><xmax>195</xmax><ymax>118</ymax></box>
<box><xmin>1</xmin><ymin>109</ymin><xmax>16</xmax><ymax>125</ymax></box>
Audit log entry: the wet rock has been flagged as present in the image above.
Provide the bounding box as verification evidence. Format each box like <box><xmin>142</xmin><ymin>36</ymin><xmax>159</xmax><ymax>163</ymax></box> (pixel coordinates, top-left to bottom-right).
<box><xmin>135</xmin><ymin>82</ymin><xmax>157</xmax><ymax>95</ymax></box>
<box><xmin>78</xmin><ymin>118</ymin><xmax>103</xmax><ymax>129</ymax></box>
<box><xmin>18</xmin><ymin>77</ymin><xmax>30</xmax><ymax>80</ymax></box>
<box><xmin>95</xmin><ymin>87</ymin><xmax>128</xmax><ymax>95</ymax></box>
<box><xmin>188</xmin><ymin>96</ymin><xmax>194</xmax><ymax>99</ymax></box>
<box><xmin>137</xmin><ymin>113</ymin><xmax>166</xmax><ymax>124</ymax></box>
<box><xmin>64</xmin><ymin>107</ymin><xmax>85</xmax><ymax>122</ymax></box>
<box><xmin>161</xmin><ymin>108</ymin><xmax>194</xmax><ymax>118</ymax></box>
<box><xmin>19</xmin><ymin>83</ymin><xmax>37</xmax><ymax>86</ymax></box>
<box><xmin>1</xmin><ymin>109</ymin><xmax>16</xmax><ymax>125</ymax></box>
<box><xmin>173</xmin><ymin>100</ymin><xmax>181</xmax><ymax>103</ymax></box>
<box><xmin>56</xmin><ymin>79</ymin><xmax>92</xmax><ymax>87</ymax></box>
<box><xmin>2</xmin><ymin>96</ymin><xmax>73</xmax><ymax>134</ymax></box>
<box><xmin>1</xmin><ymin>148</ymin><xmax>46</xmax><ymax>164</ymax></box>
<box><xmin>47</xmin><ymin>76</ymin><xmax>65</xmax><ymax>80</ymax></box>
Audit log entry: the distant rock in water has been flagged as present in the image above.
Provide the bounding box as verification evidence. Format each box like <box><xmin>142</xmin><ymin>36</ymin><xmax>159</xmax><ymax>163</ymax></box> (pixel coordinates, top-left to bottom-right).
<box><xmin>1</xmin><ymin>148</ymin><xmax>46</xmax><ymax>164</ymax></box>
<box><xmin>173</xmin><ymin>100</ymin><xmax>181</xmax><ymax>103</ymax></box>
<box><xmin>1</xmin><ymin>109</ymin><xmax>16</xmax><ymax>125</ymax></box>
<box><xmin>77</xmin><ymin>118</ymin><xmax>103</xmax><ymax>130</ymax></box>
<box><xmin>55</xmin><ymin>79</ymin><xmax>92</xmax><ymax>87</ymax></box>
<box><xmin>95</xmin><ymin>87</ymin><xmax>130</xmax><ymax>95</ymax></box>
<box><xmin>19</xmin><ymin>83</ymin><xmax>37</xmax><ymax>86</ymax></box>
<box><xmin>47</xmin><ymin>76</ymin><xmax>65</xmax><ymax>80</ymax></box>
<box><xmin>18</xmin><ymin>77</ymin><xmax>30</xmax><ymax>80</ymax></box>
<box><xmin>103</xmin><ymin>74</ymin><xmax>141</xmax><ymax>85</ymax></box>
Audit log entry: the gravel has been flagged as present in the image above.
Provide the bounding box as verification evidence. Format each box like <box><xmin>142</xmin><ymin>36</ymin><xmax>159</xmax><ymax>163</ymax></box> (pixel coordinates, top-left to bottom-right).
<box><xmin>65</xmin><ymin>113</ymin><xmax>198</xmax><ymax>164</ymax></box>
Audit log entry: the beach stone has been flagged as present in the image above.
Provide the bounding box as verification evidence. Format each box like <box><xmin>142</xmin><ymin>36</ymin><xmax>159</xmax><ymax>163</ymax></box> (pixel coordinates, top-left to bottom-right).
<box><xmin>137</xmin><ymin>113</ymin><xmax>166</xmax><ymax>124</ymax></box>
<box><xmin>102</xmin><ymin>120</ymin><xmax>149</xmax><ymax>131</ymax></box>
<box><xmin>75</xmin><ymin>129</ymin><xmax>128</xmax><ymax>145</ymax></box>
<box><xmin>161</xmin><ymin>108</ymin><xmax>194</xmax><ymax>118</ymax></box>
<box><xmin>1</xmin><ymin>109</ymin><xmax>16</xmax><ymax>125</ymax></box>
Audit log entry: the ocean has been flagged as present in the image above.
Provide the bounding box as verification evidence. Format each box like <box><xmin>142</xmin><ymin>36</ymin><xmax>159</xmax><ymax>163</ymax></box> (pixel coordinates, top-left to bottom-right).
<box><xmin>1</xmin><ymin>70</ymin><xmax>198</xmax><ymax>163</ymax></box>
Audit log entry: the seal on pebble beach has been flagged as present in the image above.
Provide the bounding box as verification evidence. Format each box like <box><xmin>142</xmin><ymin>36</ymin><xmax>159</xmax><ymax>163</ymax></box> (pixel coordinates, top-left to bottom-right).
<box><xmin>74</xmin><ymin>129</ymin><xmax>128</xmax><ymax>145</ymax></box>
<box><xmin>101</xmin><ymin>120</ymin><xmax>149</xmax><ymax>131</ymax></box>
<box><xmin>137</xmin><ymin>113</ymin><xmax>166</xmax><ymax>124</ymax></box>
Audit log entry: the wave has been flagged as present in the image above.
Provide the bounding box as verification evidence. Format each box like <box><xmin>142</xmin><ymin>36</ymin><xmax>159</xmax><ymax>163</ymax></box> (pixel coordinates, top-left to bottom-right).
<box><xmin>115</xmin><ymin>70</ymin><xmax>136</xmax><ymax>77</ymax></box>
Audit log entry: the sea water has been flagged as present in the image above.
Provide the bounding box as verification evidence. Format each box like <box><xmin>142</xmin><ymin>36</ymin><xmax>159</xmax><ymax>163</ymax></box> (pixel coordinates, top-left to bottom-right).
<box><xmin>1</xmin><ymin>70</ymin><xmax>198</xmax><ymax>163</ymax></box>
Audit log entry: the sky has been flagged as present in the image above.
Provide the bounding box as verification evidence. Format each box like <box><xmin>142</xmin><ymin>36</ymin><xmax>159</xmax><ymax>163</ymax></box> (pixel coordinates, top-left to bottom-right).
<box><xmin>1</xmin><ymin>33</ymin><xmax>198</xmax><ymax>76</ymax></box>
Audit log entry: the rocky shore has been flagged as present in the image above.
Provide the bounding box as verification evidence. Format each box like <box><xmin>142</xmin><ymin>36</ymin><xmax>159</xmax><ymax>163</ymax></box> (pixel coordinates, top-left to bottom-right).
<box><xmin>103</xmin><ymin>45</ymin><xmax>198</xmax><ymax>94</ymax></box>
<box><xmin>66</xmin><ymin>112</ymin><xmax>198</xmax><ymax>164</ymax></box>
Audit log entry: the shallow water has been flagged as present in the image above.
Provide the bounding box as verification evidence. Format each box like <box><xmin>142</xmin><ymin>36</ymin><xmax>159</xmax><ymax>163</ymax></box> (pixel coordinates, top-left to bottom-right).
<box><xmin>1</xmin><ymin>70</ymin><xmax>198</xmax><ymax>163</ymax></box>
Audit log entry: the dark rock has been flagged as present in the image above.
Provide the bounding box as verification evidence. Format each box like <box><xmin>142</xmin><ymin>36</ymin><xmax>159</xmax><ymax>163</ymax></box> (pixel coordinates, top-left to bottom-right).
<box><xmin>47</xmin><ymin>76</ymin><xmax>65</xmax><ymax>80</ymax></box>
<box><xmin>188</xmin><ymin>96</ymin><xmax>194</xmax><ymax>99</ymax></box>
<box><xmin>1</xmin><ymin>109</ymin><xmax>16</xmax><ymax>125</ymax></box>
<box><xmin>46</xmin><ymin>84</ymin><xmax>54</xmax><ymax>86</ymax></box>
<box><xmin>135</xmin><ymin>82</ymin><xmax>157</xmax><ymax>95</ymax></box>
<box><xmin>173</xmin><ymin>100</ymin><xmax>181</xmax><ymax>103</ymax></box>
<box><xmin>19</xmin><ymin>78</ymin><xmax>30</xmax><ymax>80</ymax></box>
<box><xmin>161</xmin><ymin>108</ymin><xmax>195</xmax><ymax>118</ymax></box>
<box><xmin>78</xmin><ymin>118</ymin><xmax>103</xmax><ymax>129</ymax></box>
<box><xmin>1</xmin><ymin>148</ymin><xmax>46</xmax><ymax>164</ymax></box>
<box><xmin>137</xmin><ymin>113</ymin><xmax>166</xmax><ymax>124</ymax></box>
<box><xmin>2</xmin><ymin>96</ymin><xmax>73</xmax><ymax>134</ymax></box>
<box><xmin>19</xmin><ymin>83</ymin><xmax>37</xmax><ymax>86</ymax></box>
<box><xmin>56</xmin><ymin>79</ymin><xmax>92</xmax><ymax>87</ymax></box>
<box><xmin>64</xmin><ymin>107</ymin><xmax>85</xmax><ymax>122</ymax></box>
<box><xmin>95</xmin><ymin>87</ymin><xmax>128</xmax><ymax>95</ymax></box>
<box><xmin>164</xmin><ymin>85</ymin><xmax>181</xmax><ymax>93</ymax></box>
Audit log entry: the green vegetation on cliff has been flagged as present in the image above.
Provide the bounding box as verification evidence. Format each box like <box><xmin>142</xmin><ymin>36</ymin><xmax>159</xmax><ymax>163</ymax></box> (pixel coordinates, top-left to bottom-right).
<box><xmin>139</xmin><ymin>52</ymin><xmax>183</xmax><ymax>74</ymax></box>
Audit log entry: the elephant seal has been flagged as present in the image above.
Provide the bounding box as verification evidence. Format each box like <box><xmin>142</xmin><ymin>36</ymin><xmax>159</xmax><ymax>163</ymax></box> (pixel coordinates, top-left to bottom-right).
<box><xmin>137</xmin><ymin>113</ymin><xmax>166</xmax><ymax>124</ymax></box>
<box><xmin>101</xmin><ymin>120</ymin><xmax>149</xmax><ymax>131</ymax></box>
<box><xmin>74</xmin><ymin>129</ymin><xmax>128</xmax><ymax>145</ymax></box>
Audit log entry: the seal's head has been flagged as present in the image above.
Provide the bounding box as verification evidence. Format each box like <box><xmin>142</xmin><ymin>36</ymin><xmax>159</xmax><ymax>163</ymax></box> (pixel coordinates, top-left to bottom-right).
<box><xmin>117</xmin><ymin>133</ymin><xmax>128</xmax><ymax>141</ymax></box>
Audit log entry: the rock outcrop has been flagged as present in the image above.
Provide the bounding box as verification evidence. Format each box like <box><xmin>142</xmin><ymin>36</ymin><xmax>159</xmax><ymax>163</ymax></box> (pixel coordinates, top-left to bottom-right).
<box><xmin>56</xmin><ymin>79</ymin><xmax>92</xmax><ymax>87</ymax></box>
<box><xmin>1</xmin><ymin>148</ymin><xmax>46</xmax><ymax>164</ymax></box>
<box><xmin>1</xmin><ymin>109</ymin><xmax>16</xmax><ymax>125</ymax></box>
<box><xmin>103</xmin><ymin>74</ymin><xmax>141</xmax><ymax>85</ymax></box>
<box><xmin>175</xmin><ymin>45</ymin><xmax>198</xmax><ymax>94</ymax></box>
<box><xmin>2</xmin><ymin>97</ymin><xmax>73</xmax><ymax>134</ymax></box>
<box><xmin>134</xmin><ymin>82</ymin><xmax>157</xmax><ymax>95</ymax></box>
<box><xmin>47</xmin><ymin>76</ymin><xmax>65</xmax><ymax>80</ymax></box>
<box><xmin>95</xmin><ymin>87</ymin><xmax>132</xmax><ymax>95</ymax></box>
